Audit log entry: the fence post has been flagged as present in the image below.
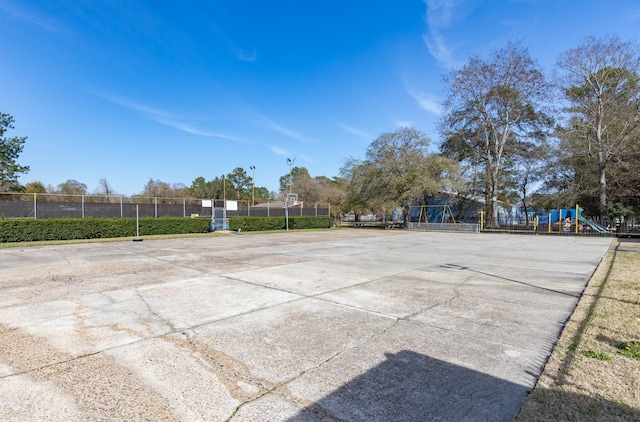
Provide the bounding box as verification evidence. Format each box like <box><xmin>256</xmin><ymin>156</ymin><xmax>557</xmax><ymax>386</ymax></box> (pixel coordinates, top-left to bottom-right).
<box><xmin>315</xmin><ymin>203</ymin><xmax>317</xmax><ymax>217</ymax></box>
<box><xmin>82</xmin><ymin>195</ymin><xmax>85</xmax><ymax>218</ymax></box>
<box><xmin>155</xmin><ymin>197</ymin><xmax>158</xmax><ymax>218</ymax></box>
<box><xmin>267</xmin><ymin>201</ymin><xmax>270</xmax><ymax>218</ymax></box>
<box><xmin>120</xmin><ymin>196</ymin><xmax>123</xmax><ymax>218</ymax></box>
<box><xmin>183</xmin><ymin>198</ymin><xmax>186</xmax><ymax>217</ymax></box>
<box><xmin>33</xmin><ymin>193</ymin><xmax>37</xmax><ymax>219</ymax></box>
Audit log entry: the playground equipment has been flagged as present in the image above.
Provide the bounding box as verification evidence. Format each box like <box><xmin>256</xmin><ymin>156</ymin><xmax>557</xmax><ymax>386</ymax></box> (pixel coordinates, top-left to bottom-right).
<box><xmin>410</xmin><ymin>205</ymin><xmax>479</xmax><ymax>232</ymax></box>
<box><xmin>535</xmin><ymin>205</ymin><xmax>610</xmax><ymax>234</ymax></box>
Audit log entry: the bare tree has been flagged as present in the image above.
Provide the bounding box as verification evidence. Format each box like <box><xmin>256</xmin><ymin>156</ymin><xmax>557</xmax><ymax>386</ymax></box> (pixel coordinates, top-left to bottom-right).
<box><xmin>556</xmin><ymin>36</ymin><xmax>640</xmax><ymax>216</ymax></box>
<box><xmin>96</xmin><ymin>177</ymin><xmax>115</xmax><ymax>196</ymax></box>
<box><xmin>440</xmin><ymin>42</ymin><xmax>552</xmax><ymax>227</ymax></box>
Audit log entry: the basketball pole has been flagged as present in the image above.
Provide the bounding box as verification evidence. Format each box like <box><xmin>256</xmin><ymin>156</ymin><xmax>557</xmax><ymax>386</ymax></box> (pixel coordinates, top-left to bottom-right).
<box><xmin>285</xmin><ymin>195</ymin><xmax>289</xmax><ymax>232</ymax></box>
<box><xmin>133</xmin><ymin>204</ymin><xmax>143</xmax><ymax>241</ymax></box>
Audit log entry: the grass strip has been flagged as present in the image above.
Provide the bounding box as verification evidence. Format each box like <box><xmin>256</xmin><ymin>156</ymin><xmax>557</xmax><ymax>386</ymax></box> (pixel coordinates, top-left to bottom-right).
<box><xmin>516</xmin><ymin>239</ymin><xmax>640</xmax><ymax>421</ymax></box>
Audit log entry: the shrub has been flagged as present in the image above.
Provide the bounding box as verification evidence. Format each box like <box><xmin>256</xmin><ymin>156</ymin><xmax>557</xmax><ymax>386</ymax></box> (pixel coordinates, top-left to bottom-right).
<box><xmin>229</xmin><ymin>216</ymin><xmax>331</xmax><ymax>231</ymax></box>
<box><xmin>0</xmin><ymin>217</ymin><xmax>211</xmax><ymax>242</ymax></box>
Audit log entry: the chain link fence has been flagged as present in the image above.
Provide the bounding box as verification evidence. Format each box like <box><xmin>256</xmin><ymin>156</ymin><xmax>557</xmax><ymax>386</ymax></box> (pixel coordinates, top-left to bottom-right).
<box><xmin>0</xmin><ymin>193</ymin><xmax>331</xmax><ymax>222</ymax></box>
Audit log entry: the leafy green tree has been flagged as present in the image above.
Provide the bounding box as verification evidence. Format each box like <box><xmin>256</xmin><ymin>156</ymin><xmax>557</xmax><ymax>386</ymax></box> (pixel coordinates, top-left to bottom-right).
<box><xmin>253</xmin><ymin>186</ymin><xmax>271</xmax><ymax>203</ymax></box>
<box><xmin>440</xmin><ymin>42</ymin><xmax>552</xmax><ymax>227</ymax></box>
<box><xmin>57</xmin><ymin>179</ymin><xmax>88</xmax><ymax>195</ymax></box>
<box><xmin>226</xmin><ymin>167</ymin><xmax>252</xmax><ymax>200</ymax></box>
<box><xmin>343</xmin><ymin>127</ymin><xmax>462</xmax><ymax>228</ymax></box>
<box><xmin>279</xmin><ymin>166</ymin><xmax>311</xmax><ymax>194</ymax></box>
<box><xmin>190</xmin><ymin>176</ymin><xmax>217</xmax><ymax>198</ymax></box>
<box><xmin>557</xmin><ymin>36</ymin><xmax>640</xmax><ymax>216</ymax></box>
<box><xmin>0</xmin><ymin>113</ymin><xmax>29</xmax><ymax>192</ymax></box>
<box><xmin>25</xmin><ymin>181</ymin><xmax>46</xmax><ymax>194</ymax></box>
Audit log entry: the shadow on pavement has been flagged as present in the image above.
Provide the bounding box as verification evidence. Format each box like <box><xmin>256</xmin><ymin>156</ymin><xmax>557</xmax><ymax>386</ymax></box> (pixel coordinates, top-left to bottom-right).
<box><xmin>286</xmin><ymin>350</ymin><xmax>526</xmax><ymax>422</ymax></box>
<box><xmin>285</xmin><ymin>349</ymin><xmax>639</xmax><ymax>421</ymax></box>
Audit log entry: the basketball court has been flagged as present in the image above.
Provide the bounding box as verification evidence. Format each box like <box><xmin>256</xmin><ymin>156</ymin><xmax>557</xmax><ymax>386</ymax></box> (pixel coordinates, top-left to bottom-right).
<box><xmin>0</xmin><ymin>230</ymin><xmax>612</xmax><ymax>421</ymax></box>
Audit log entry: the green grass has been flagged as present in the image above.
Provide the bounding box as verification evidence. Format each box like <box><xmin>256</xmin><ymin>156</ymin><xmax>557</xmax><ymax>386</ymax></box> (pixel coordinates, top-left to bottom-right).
<box><xmin>616</xmin><ymin>341</ymin><xmax>640</xmax><ymax>360</ymax></box>
<box><xmin>581</xmin><ymin>349</ymin><xmax>613</xmax><ymax>361</ymax></box>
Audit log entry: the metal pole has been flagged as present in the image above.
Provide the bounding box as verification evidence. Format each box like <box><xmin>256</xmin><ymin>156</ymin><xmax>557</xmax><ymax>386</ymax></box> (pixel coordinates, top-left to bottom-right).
<box><xmin>82</xmin><ymin>195</ymin><xmax>85</xmax><ymax>218</ymax></box>
<box><xmin>33</xmin><ymin>193</ymin><xmax>37</xmax><ymax>219</ymax></box>
<box><xmin>133</xmin><ymin>204</ymin><xmax>143</xmax><ymax>241</ymax></box>
<box><xmin>120</xmin><ymin>196</ymin><xmax>123</xmax><ymax>218</ymax></box>
<box><xmin>223</xmin><ymin>175</ymin><xmax>227</xmax><ymax>229</ymax></box>
<box><xmin>155</xmin><ymin>197</ymin><xmax>158</xmax><ymax>218</ymax></box>
<box><xmin>285</xmin><ymin>197</ymin><xmax>289</xmax><ymax>232</ymax></box>
<box><xmin>287</xmin><ymin>158</ymin><xmax>295</xmax><ymax>194</ymax></box>
<box><xmin>223</xmin><ymin>199</ymin><xmax>227</xmax><ymax>230</ymax></box>
<box><xmin>250</xmin><ymin>165</ymin><xmax>256</xmax><ymax>207</ymax></box>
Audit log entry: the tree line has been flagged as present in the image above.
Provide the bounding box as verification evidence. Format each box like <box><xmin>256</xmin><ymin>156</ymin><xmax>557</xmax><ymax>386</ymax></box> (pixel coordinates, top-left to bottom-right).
<box><xmin>342</xmin><ymin>36</ymin><xmax>640</xmax><ymax>227</ymax></box>
<box><xmin>2</xmin><ymin>36</ymin><xmax>639</xmax><ymax>226</ymax></box>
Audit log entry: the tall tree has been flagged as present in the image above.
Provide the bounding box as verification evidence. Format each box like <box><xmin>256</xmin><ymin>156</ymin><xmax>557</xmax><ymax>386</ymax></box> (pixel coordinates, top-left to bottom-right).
<box><xmin>139</xmin><ymin>179</ymin><xmax>187</xmax><ymax>198</ymax></box>
<box><xmin>226</xmin><ymin>167</ymin><xmax>252</xmax><ymax>200</ymax></box>
<box><xmin>95</xmin><ymin>178</ymin><xmax>116</xmax><ymax>196</ymax></box>
<box><xmin>556</xmin><ymin>36</ymin><xmax>640</xmax><ymax>216</ymax></box>
<box><xmin>510</xmin><ymin>141</ymin><xmax>549</xmax><ymax>226</ymax></box>
<box><xmin>343</xmin><ymin>127</ymin><xmax>462</xmax><ymax>228</ymax></box>
<box><xmin>0</xmin><ymin>113</ymin><xmax>29</xmax><ymax>192</ymax></box>
<box><xmin>24</xmin><ymin>181</ymin><xmax>46</xmax><ymax>194</ymax></box>
<box><xmin>440</xmin><ymin>42</ymin><xmax>552</xmax><ymax>227</ymax></box>
<box><xmin>279</xmin><ymin>166</ymin><xmax>310</xmax><ymax>194</ymax></box>
<box><xmin>57</xmin><ymin>179</ymin><xmax>88</xmax><ymax>195</ymax></box>
<box><xmin>190</xmin><ymin>176</ymin><xmax>216</xmax><ymax>199</ymax></box>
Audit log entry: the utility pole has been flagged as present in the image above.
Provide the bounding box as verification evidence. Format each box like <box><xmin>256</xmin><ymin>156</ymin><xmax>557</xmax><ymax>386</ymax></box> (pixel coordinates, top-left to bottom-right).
<box><xmin>250</xmin><ymin>165</ymin><xmax>256</xmax><ymax>206</ymax></box>
<box><xmin>286</xmin><ymin>158</ymin><xmax>296</xmax><ymax>194</ymax></box>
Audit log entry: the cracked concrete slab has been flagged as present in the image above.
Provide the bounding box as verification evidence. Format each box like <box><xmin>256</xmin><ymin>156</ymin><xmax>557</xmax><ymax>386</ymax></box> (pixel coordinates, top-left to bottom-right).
<box><xmin>0</xmin><ymin>230</ymin><xmax>611</xmax><ymax>421</ymax></box>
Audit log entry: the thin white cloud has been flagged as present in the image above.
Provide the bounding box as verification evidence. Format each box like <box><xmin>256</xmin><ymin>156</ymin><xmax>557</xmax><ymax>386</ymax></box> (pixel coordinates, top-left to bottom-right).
<box><xmin>257</xmin><ymin>114</ymin><xmax>307</xmax><ymax>142</ymax></box>
<box><xmin>92</xmin><ymin>91</ymin><xmax>177</xmax><ymax>119</ymax></box>
<box><xmin>231</xmin><ymin>45</ymin><xmax>257</xmax><ymax>62</ymax></box>
<box><xmin>0</xmin><ymin>0</ymin><xmax>63</xmax><ymax>32</ymax></box>
<box><xmin>269</xmin><ymin>145</ymin><xmax>290</xmax><ymax>157</ymax></box>
<box><xmin>92</xmin><ymin>91</ymin><xmax>238</xmax><ymax>141</ymax></box>
<box><xmin>405</xmin><ymin>85</ymin><xmax>442</xmax><ymax>115</ymax></box>
<box><xmin>335</xmin><ymin>121</ymin><xmax>373</xmax><ymax>140</ymax></box>
<box><xmin>423</xmin><ymin>0</ymin><xmax>458</xmax><ymax>69</ymax></box>
<box><xmin>152</xmin><ymin>117</ymin><xmax>238</xmax><ymax>141</ymax></box>
<box><xmin>413</xmin><ymin>92</ymin><xmax>443</xmax><ymax>115</ymax></box>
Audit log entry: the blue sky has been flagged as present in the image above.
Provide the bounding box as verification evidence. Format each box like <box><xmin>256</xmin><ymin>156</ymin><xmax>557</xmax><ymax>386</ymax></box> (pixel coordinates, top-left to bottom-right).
<box><xmin>2</xmin><ymin>0</ymin><xmax>639</xmax><ymax>196</ymax></box>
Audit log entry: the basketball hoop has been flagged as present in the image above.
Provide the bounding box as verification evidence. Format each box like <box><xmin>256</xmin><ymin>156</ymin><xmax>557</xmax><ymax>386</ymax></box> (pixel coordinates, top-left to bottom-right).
<box><xmin>286</xmin><ymin>193</ymin><xmax>298</xmax><ymax>207</ymax></box>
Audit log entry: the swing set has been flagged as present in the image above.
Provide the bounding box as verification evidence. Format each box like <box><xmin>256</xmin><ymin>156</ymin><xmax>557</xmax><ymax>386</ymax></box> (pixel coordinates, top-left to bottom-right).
<box><xmin>410</xmin><ymin>205</ymin><xmax>479</xmax><ymax>233</ymax></box>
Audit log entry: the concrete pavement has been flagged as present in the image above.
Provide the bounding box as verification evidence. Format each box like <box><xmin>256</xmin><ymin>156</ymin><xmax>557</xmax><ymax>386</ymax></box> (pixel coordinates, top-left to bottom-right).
<box><xmin>0</xmin><ymin>230</ymin><xmax>612</xmax><ymax>421</ymax></box>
